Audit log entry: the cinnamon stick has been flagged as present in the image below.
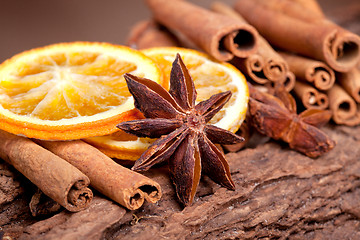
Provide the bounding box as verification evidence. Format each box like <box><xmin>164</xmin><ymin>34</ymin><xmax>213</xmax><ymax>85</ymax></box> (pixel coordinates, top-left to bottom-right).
<box><xmin>260</xmin><ymin>71</ymin><xmax>295</xmax><ymax>94</ymax></box>
<box><xmin>337</xmin><ymin>68</ymin><xmax>360</xmax><ymax>103</ymax></box>
<box><xmin>234</xmin><ymin>0</ymin><xmax>360</xmax><ymax>72</ymax></box>
<box><xmin>230</xmin><ymin>56</ymin><xmax>268</xmax><ymax>84</ymax></box>
<box><xmin>293</xmin><ymin>81</ymin><xmax>329</xmax><ymax>110</ymax></box>
<box><xmin>212</xmin><ymin>2</ymin><xmax>287</xmax><ymax>83</ymax></box>
<box><xmin>37</xmin><ymin>140</ymin><xmax>162</xmax><ymax>210</ymax></box>
<box><xmin>0</xmin><ymin>130</ymin><xmax>93</xmax><ymax>212</ymax></box>
<box><xmin>283</xmin><ymin>71</ymin><xmax>296</xmax><ymax>92</ymax></box>
<box><xmin>279</xmin><ymin>52</ymin><xmax>335</xmax><ymax>91</ymax></box>
<box><xmin>291</xmin><ymin>0</ymin><xmax>324</xmax><ymax>18</ymax></box>
<box><xmin>326</xmin><ymin>84</ymin><xmax>360</xmax><ymax>126</ymax></box>
<box><xmin>247</xmin><ymin>0</ymin><xmax>324</xmax><ymax>23</ymax></box>
<box><xmin>146</xmin><ymin>0</ymin><xmax>259</xmax><ymax>61</ymax></box>
<box><xmin>127</xmin><ymin>20</ymin><xmax>180</xmax><ymax>50</ymax></box>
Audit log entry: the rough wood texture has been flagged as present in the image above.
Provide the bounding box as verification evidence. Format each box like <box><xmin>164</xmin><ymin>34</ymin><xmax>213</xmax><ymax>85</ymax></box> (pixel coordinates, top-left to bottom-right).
<box><xmin>106</xmin><ymin>126</ymin><xmax>360</xmax><ymax>239</ymax></box>
<box><xmin>0</xmin><ymin>163</ymin><xmax>23</xmax><ymax>206</ymax></box>
<box><xmin>0</xmin><ymin>164</ymin><xmax>36</xmax><ymax>239</ymax></box>
<box><xmin>1</xmin><ymin>125</ymin><xmax>359</xmax><ymax>239</ymax></box>
<box><xmin>20</xmin><ymin>197</ymin><xmax>126</xmax><ymax>240</ymax></box>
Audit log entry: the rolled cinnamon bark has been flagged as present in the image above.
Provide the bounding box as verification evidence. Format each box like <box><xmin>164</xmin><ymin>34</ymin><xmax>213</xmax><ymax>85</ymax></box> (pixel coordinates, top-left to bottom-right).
<box><xmin>262</xmin><ymin>71</ymin><xmax>295</xmax><ymax>94</ymax></box>
<box><xmin>259</xmin><ymin>47</ymin><xmax>288</xmax><ymax>83</ymax></box>
<box><xmin>283</xmin><ymin>71</ymin><xmax>296</xmax><ymax>92</ymax></box>
<box><xmin>293</xmin><ymin>81</ymin><xmax>329</xmax><ymax>110</ymax></box>
<box><xmin>146</xmin><ymin>0</ymin><xmax>258</xmax><ymax>61</ymax></box>
<box><xmin>279</xmin><ymin>52</ymin><xmax>335</xmax><ymax>91</ymax></box>
<box><xmin>231</xmin><ymin>56</ymin><xmax>267</xmax><ymax>84</ymax></box>
<box><xmin>248</xmin><ymin>0</ymin><xmax>324</xmax><ymax>22</ymax></box>
<box><xmin>233</xmin><ymin>44</ymin><xmax>288</xmax><ymax>84</ymax></box>
<box><xmin>0</xmin><ymin>130</ymin><xmax>93</xmax><ymax>212</ymax></box>
<box><xmin>127</xmin><ymin>20</ymin><xmax>180</xmax><ymax>50</ymax></box>
<box><xmin>37</xmin><ymin>140</ymin><xmax>162</xmax><ymax>210</ymax></box>
<box><xmin>326</xmin><ymin>84</ymin><xmax>360</xmax><ymax>126</ymax></box>
<box><xmin>212</xmin><ymin>2</ymin><xmax>287</xmax><ymax>83</ymax></box>
<box><xmin>291</xmin><ymin>0</ymin><xmax>324</xmax><ymax>18</ymax></box>
<box><xmin>337</xmin><ymin>68</ymin><xmax>360</xmax><ymax>103</ymax></box>
<box><xmin>234</xmin><ymin>0</ymin><xmax>360</xmax><ymax>72</ymax></box>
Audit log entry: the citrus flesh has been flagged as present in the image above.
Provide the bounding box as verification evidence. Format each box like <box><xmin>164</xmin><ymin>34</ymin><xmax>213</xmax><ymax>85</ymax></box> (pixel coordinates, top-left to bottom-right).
<box><xmin>0</xmin><ymin>42</ymin><xmax>162</xmax><ymax>140</ymax></box>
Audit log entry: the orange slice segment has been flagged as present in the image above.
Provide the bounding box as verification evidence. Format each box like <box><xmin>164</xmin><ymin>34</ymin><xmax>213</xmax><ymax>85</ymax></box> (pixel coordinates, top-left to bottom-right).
<box><xmin>0</xmin><ymin>42</ymin><xmax>162</xmax><ymax>140</ymax></box>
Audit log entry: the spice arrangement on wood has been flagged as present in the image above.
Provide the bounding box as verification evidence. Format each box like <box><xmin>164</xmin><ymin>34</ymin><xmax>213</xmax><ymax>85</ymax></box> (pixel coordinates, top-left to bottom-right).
<box><xmin>1</xmin><ymin>0</ymin><xmax>360</xmax><ymax>239</ymax></box>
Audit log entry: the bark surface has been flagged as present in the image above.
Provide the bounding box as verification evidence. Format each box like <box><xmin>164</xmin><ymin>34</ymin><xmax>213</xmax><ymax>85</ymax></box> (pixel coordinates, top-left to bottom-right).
<box><xmin>1</xmin><ymin>125</ymin><xmax>360</xmax><ymax>239</ymax></box>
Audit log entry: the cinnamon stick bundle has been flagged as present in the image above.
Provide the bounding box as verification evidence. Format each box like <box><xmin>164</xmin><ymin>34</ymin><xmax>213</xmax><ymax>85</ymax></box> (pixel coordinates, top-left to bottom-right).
<box><xmin>146</xmin><ymin>0</ymin><xmax>259</xmax><ymax>61</ymax></box>
<box><xmin>127</xmin><ymin>20</ymin><xmax>180</xmax><ymax>50</ymax></box>
<box><xmin>234</xmin><ymin>0</ymin><xmax>360</xmax><ymax>72</ymax></box>
<box><xmin>0</xmin><ymin>130</ymin><xmax>93</xmax><ymax>212</ymax></box>
<box><xmin>37</xmin><ymin>140</ymin><xmax>162</xmax><ymax>210</ymax></box>
<box><xmin>279</xmin><ymin>52</ymin><xmax>335</xmax><ymax>91</ymax></box>
<box><xmin>212</xmin><ymin>2</ymin><xmax>288</xmax><ymax>83</ymax></box>
<box><xmin>293</xmin><ymin>81</ymin><xmax>329</xmax><ymax>110</ymax></box>
<box><xmin>337</xmin><ymin>68</ymin><xmax>360</xmax><ymax>103</ymax></box>
<box><xmin>326</xmin><ymin>84</ymin><xmax>360</xmax><ymax>126</ymax></box>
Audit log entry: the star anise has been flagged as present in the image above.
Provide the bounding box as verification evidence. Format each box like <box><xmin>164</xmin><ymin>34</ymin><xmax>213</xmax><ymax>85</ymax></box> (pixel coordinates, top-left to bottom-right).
<box><xmin>247</xmin><ymin>83</ymin><xmax>336</xmax><ymax>158</ymax></box>
<box><xmin>117</xmin><ymin>54</ymin><xmax>244</xmax><ymax>206</ymax></box>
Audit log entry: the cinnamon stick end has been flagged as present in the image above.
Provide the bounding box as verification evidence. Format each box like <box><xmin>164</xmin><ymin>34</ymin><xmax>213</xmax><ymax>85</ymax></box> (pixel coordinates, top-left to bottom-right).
<box><xmin>139</xmin><ymin>183</ymin><xmax>162</xmax><ymax>203</ymax></box>
<box><xmin>324</xmin><ymin>32</ymin><xmax>360</xmax><ymax>72</ymax></box>
<box><xmin>66</xmin><ymin>180</ymin><xmax>93</xmax><ymax>212</ymax></box>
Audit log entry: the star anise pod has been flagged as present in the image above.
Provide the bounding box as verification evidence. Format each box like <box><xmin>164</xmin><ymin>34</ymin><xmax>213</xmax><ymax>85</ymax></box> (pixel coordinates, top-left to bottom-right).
<box><xmin>117</xmin><ymin>54</ymin><xmax>244</xmax><ymax>206</ymax></box>
<box><xmin>247</xmin><ymin>83</ymin><xmax>336</xmax><ymax>158</ymax></box>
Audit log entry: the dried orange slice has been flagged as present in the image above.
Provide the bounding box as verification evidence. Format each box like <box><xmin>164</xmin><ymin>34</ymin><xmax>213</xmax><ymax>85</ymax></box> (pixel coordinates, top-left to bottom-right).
<box><xmin>85</xmin><ymin>47</ymin><xmax>249</xmax><ymax>160</ymax></box>
<box><xmin>144</xmin><ymin>47</ymin><xmax>249</xmax><ymax>130</ymax></box>
<box><xmin>85</xmin><ymin>130</ymin><xmax>156</xmax><ymax>161</ymax></box>
<box><xmin>0</xmin><ymin>42</ymin><xmax>162</xmax><ymax>140</ymax></box>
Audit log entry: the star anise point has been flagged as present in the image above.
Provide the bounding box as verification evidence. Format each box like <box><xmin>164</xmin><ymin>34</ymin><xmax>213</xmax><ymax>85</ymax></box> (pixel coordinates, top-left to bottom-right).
<box><xmin>118</xmin><ymin>54</ymin><xmax>243</xmax><ymax>206</ymax></box>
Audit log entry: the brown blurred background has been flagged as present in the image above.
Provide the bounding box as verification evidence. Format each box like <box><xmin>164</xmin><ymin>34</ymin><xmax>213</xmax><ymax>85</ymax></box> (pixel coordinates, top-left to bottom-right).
<box><xmin>0</xmin><ymin>0</ymin><xmax>358</xmax><ymax>63</ymax></box>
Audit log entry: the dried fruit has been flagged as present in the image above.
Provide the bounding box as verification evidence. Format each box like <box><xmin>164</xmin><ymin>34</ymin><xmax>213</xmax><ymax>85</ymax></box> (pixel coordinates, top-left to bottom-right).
<box><xmin>0</xmin><ymin>42</ymin><xmax>161</xmax><ymax>140</ymax></box>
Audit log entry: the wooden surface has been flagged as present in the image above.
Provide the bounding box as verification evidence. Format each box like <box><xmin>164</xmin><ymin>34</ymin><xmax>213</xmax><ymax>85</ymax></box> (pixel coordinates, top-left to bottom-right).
<box><xmin>1</xmin><ymin>1</ymin><xmax>360</xmax><ymax>239</ymax></box>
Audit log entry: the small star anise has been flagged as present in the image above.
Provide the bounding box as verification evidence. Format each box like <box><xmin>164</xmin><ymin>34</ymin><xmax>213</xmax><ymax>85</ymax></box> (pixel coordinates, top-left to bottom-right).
<box><xmin>247</xmin><ymin>83</ymin><xmax>336</xmax><ymax>158</ymax></box>
<box><xmin>117</xmin><ymin>54</ymin><xmax>244</xmax><ymax>206</ymax></box>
